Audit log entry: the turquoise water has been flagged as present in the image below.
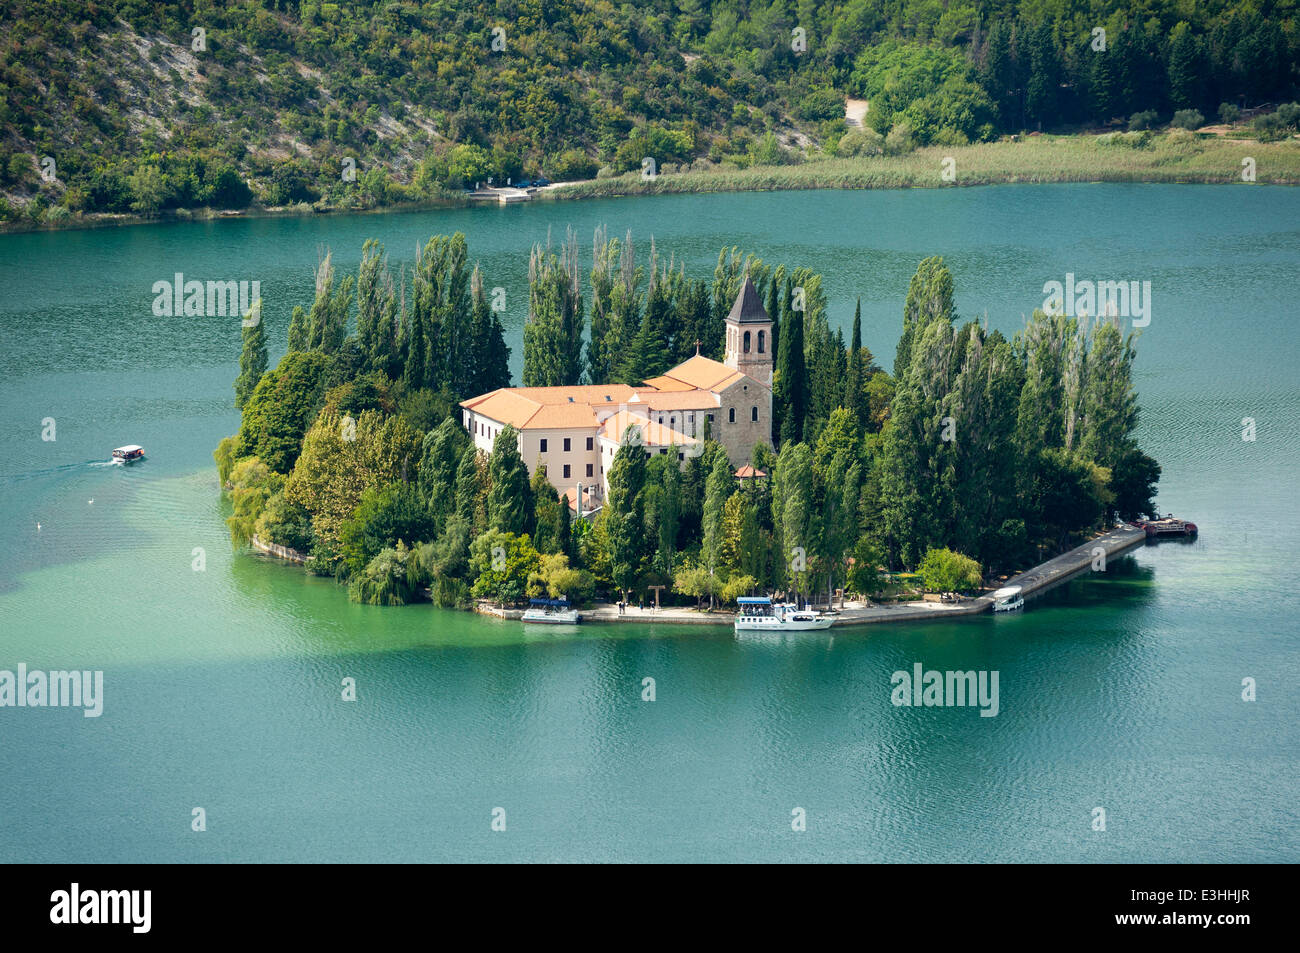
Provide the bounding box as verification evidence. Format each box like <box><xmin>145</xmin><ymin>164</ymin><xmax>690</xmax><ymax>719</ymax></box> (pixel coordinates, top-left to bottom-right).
<box><xmin>1</xmin><ymin>186</ymin><xmax>1297</xmax><ymax>861</ymax></box>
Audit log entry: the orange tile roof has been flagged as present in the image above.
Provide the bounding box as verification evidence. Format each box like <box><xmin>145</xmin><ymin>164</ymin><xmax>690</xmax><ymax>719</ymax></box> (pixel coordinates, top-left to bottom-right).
<box><xmin>598</xmin><ymin>410</ymin><xmax>698</xmax><ymax>447</ymax></box>
<box><xmin>637</xmin><ymin>390</ymin><xmax>719</xmax><ymax>411</ymax></box>
<box><xmin>639</xmin><ymin>374</ymin><xmax>695</xmax><ymax>392</ymax></box>
<box><xmin>461</xmin><ymin>354</ymin><xmax>764</xmax><ymax>431</ymax></box>
<box><xmin>734</xmin><ymin>465</ymin><xmax>768</xmax><ymax>478</ymax></box>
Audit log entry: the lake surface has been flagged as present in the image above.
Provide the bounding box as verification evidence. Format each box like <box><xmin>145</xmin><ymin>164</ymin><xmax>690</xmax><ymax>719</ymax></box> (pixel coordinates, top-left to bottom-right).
<box><xmin>1</xmin><ymin>186</ymin><xmax>1297</xmax><ymax>862</ymax></box>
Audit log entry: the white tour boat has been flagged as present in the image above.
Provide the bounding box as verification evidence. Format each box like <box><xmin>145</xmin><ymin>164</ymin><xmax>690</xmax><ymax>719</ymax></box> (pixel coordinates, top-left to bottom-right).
<box><xmin>734</xmin><ymin>596</ymin><xmax>833</xmax><ymax>632</ymax></box>
<box><xmin>111</xmin><ymin>445</ymin><xmax>145</xmax><ymax>464</ymax></box>
<box><xmin>522</xmin><ymin>598</ymin><xmax>581</xmax><ymax>624</ymax></box>
<box><xmin>991</xmin><ymin>585</ymin><xmax>1025</xmax><ymax>612</ymax></box>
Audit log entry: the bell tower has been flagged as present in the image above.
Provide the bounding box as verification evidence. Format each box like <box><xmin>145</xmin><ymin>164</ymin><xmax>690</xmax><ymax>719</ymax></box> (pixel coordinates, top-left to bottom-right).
<box><xmin>723</xmin><ymin>276</ymin><xmax>773</xmax><ymax>387</ymax></box>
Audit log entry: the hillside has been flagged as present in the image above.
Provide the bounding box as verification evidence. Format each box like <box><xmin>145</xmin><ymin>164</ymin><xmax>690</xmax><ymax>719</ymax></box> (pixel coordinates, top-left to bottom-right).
<box><xmin>0</xmin><ymin>0</ymin><xmax>1296</xmax><ymax>226</ymax></box>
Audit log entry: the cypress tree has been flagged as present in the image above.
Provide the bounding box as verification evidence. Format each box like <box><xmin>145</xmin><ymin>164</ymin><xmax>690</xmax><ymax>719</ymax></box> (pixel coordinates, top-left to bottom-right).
<box><xmin>773</xmin><ymin>277</ymin><xmax>807</xmax><ymax>447</ymax></box>
<box><xmin>530</xmin><ymin>466</ymin><xmax>565</xmax><ymax>555</ymax></box>
<box><xmin>844</xmin><ymin>298</ymin><xmax>865</xmax><ymax>428</ymax></box>
<box><xmin>606</xmin><ymin>431</ymin><xmax>650</xmax><ymax>596</ymax></box>
<box><xmin>486</xmin><ymin>425</ymin><xmax>534</xmax><ymax>536</ymax></box>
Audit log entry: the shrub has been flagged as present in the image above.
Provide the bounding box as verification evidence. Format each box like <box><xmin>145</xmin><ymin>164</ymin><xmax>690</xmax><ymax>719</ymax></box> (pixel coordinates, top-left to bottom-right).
<box><xmin>547</xmin><ymin>148</ymin><xmax>598</xmax><ymax>181</ymax></box>
<box><xmin>1128</xmin><ymin>110</ymin><xmax>1159</xmax><ymax>131</ymax></box>
<box><xmin>798</xmin><ymin>88</ymin><xmax>845</xmax><ymax>123</ymax></box>
<box><xmin>884</xmin><ymin>121</ymin><xmax>917</xmax><ymax>155</ymax></box>
<box><xmin>1217</xmin><ymin>103</ymin><xmax>1240</xmax><ymax>125</ymax></box>
<box><xmin>347</xmin><ymin>541</ymin><xmax>422</xmax><ymax>605</ymax></box>
<box><xmin>837</xmin><ymin>128</ymin><xmax>884</xmax><ymax>157</ymax></box>
<box><xmin>1170</xmin><ymin>109</ymin><xmax>1204</xmax><ymax>130</ymax></box>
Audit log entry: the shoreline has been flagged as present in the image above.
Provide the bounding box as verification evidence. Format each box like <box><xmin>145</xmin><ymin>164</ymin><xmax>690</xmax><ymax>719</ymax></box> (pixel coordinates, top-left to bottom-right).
<box><xmin>6</xmin><ymin>133</ymin><xmax>1297</xmax><ymax>237</ymax></box>
<box><xmin>476</xmin><ymin>525</ymin><xmax>1149</xmax><ymax>629</ymax></box>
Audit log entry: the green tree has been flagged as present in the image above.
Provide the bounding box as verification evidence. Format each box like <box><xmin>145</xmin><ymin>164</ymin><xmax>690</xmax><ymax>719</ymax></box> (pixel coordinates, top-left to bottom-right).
<box><xmin>606</xmin><ymin>430</ymin><xmax>650</xmax><ymax>596</ymax></box>
<box><xmin>236</xmin><ymin>351</ymin><xmax>331</xmax><ymax>474</ymax></box>
<box><xmin>530</xmin><ymin>466</ymin><xmax>568</xmax><ymax>555</ymax></box>
<box><xmin>470</xmin><ymin>530</ymin><xmax>541</xmax><ymax>606</ymax></box>
<box><xmin>234</xmin><ymin>299</ymin><xmax>267</xmax><ymax>411</ymax></box>
<box><xmin>773</xmin><ymin>276</ymin><xmax>807</xmax><ymax>446</ymax></box>
<box><xmin>918</xmin><ymin>547</ymin><xmax>983</xmax><ymax>596</ymax></box>
<box><xmin>523</xmin><ymin>232</ymin><xmax>584</xmax><ymax>387</ymax></box>
<box><xmin>486</xmin><ymin>425</ymin><xmax>534</xmax><ymax>536</ymax></box>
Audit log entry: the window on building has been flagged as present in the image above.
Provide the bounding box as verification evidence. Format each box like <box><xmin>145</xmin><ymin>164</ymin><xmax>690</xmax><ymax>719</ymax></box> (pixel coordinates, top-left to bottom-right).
<box><xmin>660</xmin><ymin>448</ymin><xmax>668</xmax><ymax>455</ymax></box>
<box><xmin>563</xmin><ymin>437</ymin><xmax>571</xmax><ymax>452</ymax></box>
<box><xmin>563</xmin><ymin>464</ymin><xmax>571</xmax><ymax>478</ymax></box>
<box><xmin>586</xmin><ymin>437</ymin><xmax>593</xmax><ymax>451</ymax></box>
<box><xmin>586</xmin><ymin>464</ymin><xmax>593</xmax><ymax>478</ymax></box>
<box><xmin>758</xmin><ymin>330</ymin><xmax>766</xmax><ymax>353</ymax></box>
<box><xmin>540</xmin><ymin>438</ymin><xmax>548</xmax><ymax>453</ymax></box>
<box><xmin>678</xmin><ymin>452</ymin><xmax>684</xmax><ymax>461</ymax></box>
<box><xmin>707</xmin><ymin>413</ymin><xmax>714</xmax><ymax>423</ymax></box>
<box><xmin>751</xmin><ymin>406</ymin><xmax>758</xmax><ymax>422</ymax></box>
<box><xmin>743</xmin><ymin>330</ymin><xmax>751</xmax><ymax>353</ymax></box>
<box><xmin>729</xmin><ymin>407</ymin><xmax>735</xmax><ymax>423</ymax></box>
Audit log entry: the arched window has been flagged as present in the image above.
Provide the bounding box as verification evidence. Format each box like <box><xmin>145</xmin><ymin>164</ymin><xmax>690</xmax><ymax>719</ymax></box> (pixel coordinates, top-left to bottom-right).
<box><xmin>758</xmin><ymin>330</ymin><xmax>766</xmax><ymax>353</ymax></box>
<box><xmin>751</xmin><ymin>406</ymin><xmax>758</xmax><ymax>422</ymax></box>
<box><xmin>729</xmin><ymin>407</ymin><xmax>736</xmax><ymax>423</ymax></box>
<box><xmin>743</xmin><ymin>330</ymin><xmax>751</xmax><ymax>353</ymax></box>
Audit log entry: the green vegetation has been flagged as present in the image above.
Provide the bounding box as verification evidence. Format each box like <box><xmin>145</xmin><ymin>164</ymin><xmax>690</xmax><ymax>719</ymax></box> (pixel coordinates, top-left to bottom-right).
<box><xmin>216</xmin><ymin>230</ymin><xmax>1160</xmax><ymax>612</ymax></box>
<box><xmin>554</xmin><ymin>132</ymin><xmax>1300</xmax><ymax>200</ymax></box>
<box><xmin>4</xmin><ymin>2</ymin><xmax>1296</xmax><ymax>227</ymax></box>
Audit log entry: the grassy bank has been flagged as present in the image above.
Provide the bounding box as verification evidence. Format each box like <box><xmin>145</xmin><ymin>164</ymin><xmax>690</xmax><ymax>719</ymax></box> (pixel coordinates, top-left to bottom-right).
<box><xmin>545</xmin><ymin>132</ymin><xmax>1300</xmax><ymax>199</ymax></box>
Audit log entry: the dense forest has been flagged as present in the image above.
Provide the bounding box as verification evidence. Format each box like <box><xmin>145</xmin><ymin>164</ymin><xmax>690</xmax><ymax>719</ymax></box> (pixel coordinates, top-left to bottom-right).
<box><xmin>2</xmin><ymin>0</ymin><xmax>1296</xmax><ymax>223</ymax></box>
<box><xmin>215</xmin><ymin>229</ymin><xmax>1160</xmax><ymax>609</ymax></box>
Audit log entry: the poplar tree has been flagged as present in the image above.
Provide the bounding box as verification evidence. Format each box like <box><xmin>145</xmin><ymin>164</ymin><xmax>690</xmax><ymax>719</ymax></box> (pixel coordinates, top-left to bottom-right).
<box><xmin>588</xmin><ymin>228</ymin><xmax>639</xmax><ymax>384</ymax></box>
<box><xmin>468</xmin><ymin>264</ymin><xmax>510</xmax><ymax>394</ymax></box>
<box><xmin>775</xmin><ymin>441</ymin><xmax>813</xmax><ymax>602</ymax></box>
<box><xmin>700</xmin><ymin>447</ymin><xmax>732</xmax><ymax>608</ymax></box>
<box><xmin>417</xmin><ymin>417</ymin><xmax>470</xmax><ymax>523</ymax></box>
<box><xmin>305</xmin><ymin>250</ymin><xmax>354</xmax><ymax>354</ymax></box>
<box><xmin>234</xmin><ymin>298</ymin><xmax>267</xmax><ymax>410</ymax></box>
<box><xmin>523</xmin><ymin>230</ymin><xmax>584</xmax><ymax>387</ymax></box>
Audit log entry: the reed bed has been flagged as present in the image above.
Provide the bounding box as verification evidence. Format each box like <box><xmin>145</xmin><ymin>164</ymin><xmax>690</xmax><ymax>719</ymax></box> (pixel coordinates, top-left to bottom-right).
<box><xmin>548</xmin><ymin>133</ymin><xmax>1300</xmax><ymax>200</ymax></box>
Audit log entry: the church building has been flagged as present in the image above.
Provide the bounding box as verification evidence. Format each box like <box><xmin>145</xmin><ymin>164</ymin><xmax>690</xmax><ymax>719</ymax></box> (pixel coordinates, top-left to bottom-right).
<box><xmin>459</xmin><ymin>277</ymin><xmax>774</xmax><ymax>511</ymax></box>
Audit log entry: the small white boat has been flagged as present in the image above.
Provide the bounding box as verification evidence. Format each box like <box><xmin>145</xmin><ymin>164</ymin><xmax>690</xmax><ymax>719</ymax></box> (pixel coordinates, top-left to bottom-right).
<box><xmin>111</xmin><ymin>445</ymin><xmax>145</xmax><ymax>464</ymax></box>
<box><xmin>522</xmin><ymin>598</ymin><xmax>581</xmax><ymax>624</ymax></box>
<box><xmin>734</xmin><ymin>597</ymin><xmax>833</xmax><ymax>632</ymax></box>
<box><xmin>991</xmin><ymin>585</ymin><xmax>1024</xmax><ymax>612</ymax></box>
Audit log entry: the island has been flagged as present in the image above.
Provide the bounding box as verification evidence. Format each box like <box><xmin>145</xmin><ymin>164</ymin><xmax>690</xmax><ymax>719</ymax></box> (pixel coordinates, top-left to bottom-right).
<box><xmin>215</xmin><ymin>229</ymin><xmax>1162</xmax><ymax>620</ymax></box>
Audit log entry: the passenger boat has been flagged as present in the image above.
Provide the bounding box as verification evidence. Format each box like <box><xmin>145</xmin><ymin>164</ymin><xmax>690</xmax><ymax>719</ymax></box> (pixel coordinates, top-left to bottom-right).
<box><xmin>734</xmin><ymin>596</ymin><xmax>833</xmax><ymax>632</ymax></box>
<box><xmin>1133</xmin><ymin>514</ymin><xmax>1198</xmax><ymax>538</ymax></box>
<box><xmin>111</xmin><ymin>445</ymin><xmax>145</xmax><ymax>463</ymax></box>
<box><xmin>521</xmin><ymin>598</ymin><xmax>581</xmax><ymax>624</ymax></box>
<box><xmin>991</xmin><ymin>585</ymin><xmax>1025</xmax><ymax>612</ymax></box>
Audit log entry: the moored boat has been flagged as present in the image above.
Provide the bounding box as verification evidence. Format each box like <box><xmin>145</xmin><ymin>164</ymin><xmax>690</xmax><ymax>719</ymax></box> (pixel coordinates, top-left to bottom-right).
<box><xmin>522</xmin><ymin>598</ymin><xmax>581</xmax><ymax>624</ymax></box>
<box><xmin>734</xmin><ymin>596</ymin><xmax>833</xmax><ymax>632</ymax></box>
<box><xmin>1133</xmin><ymin>514</ymin><xmax>1198</xmax><ymax>538</ymax></box>
<box><xmin>991</xmin><ymin>585</ymin><xmax>1025</xmax><ymax>612</ymax></box>
<box><xmin>111</xmin><ymin>445</ymin><xmax>145</xmax><ymax>463</ymax></box>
